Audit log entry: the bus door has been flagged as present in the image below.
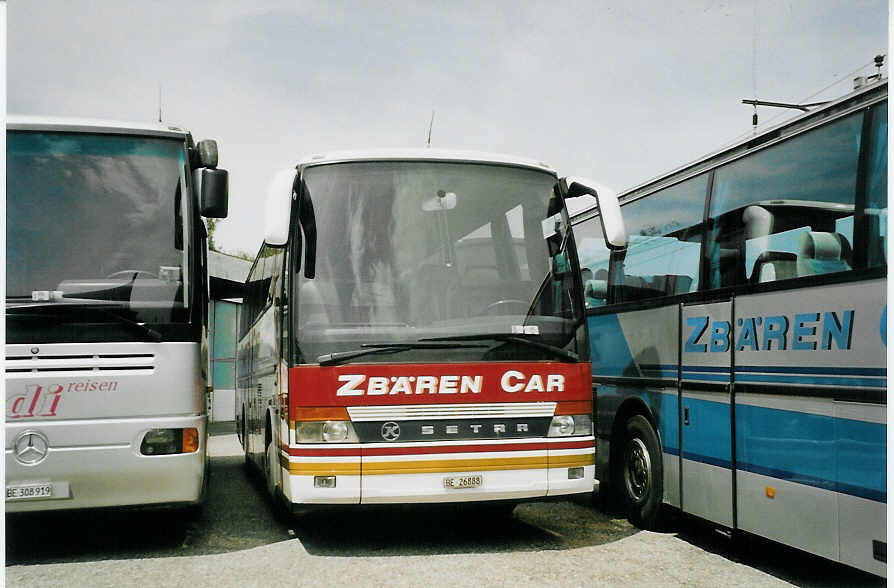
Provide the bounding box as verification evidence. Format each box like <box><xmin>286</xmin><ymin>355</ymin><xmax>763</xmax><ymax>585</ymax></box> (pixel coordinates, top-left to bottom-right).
<box><xmin>680</xmin><ymin>300</ymin><xmax>734</xmax><ymax>527</ymax></box>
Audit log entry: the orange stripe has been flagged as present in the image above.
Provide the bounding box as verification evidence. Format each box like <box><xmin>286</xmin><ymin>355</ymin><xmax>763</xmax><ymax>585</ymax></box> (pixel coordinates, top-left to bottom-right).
<box><xmin>279</xmin><ymin>453</ymin><xmax>593</xmax><ymax>476</ymax></box>
<box><xmin>548</xmin><ymin>453</ymin><xmax>595</xmax><ymax>468</ymax></box>
<box><xmin>363</xmin><ymin>455</ymin><xmax>547</xmax><ymax>475</ymax></box>
<box><xmin>279</xmin><ymin>455</ymin><xmax>360</xmax><ymax>476</ymax></box>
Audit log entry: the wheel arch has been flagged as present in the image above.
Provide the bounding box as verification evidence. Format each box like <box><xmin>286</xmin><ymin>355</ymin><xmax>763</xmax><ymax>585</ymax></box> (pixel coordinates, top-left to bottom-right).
<box><xmin>611</xmin><ymin>396</ymin><xmax>661</xmax><ymax>449</ymax></box>
<box><xmin>608</xmin><ymin>396</ymin><xmax>663</xmax><ymax>487</ymax></box>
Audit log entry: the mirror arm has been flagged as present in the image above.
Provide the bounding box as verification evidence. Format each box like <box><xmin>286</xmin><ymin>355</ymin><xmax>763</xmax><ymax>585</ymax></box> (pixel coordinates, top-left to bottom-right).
<box><xmin>297</xmin><ymin>182</ymin><xmax>317</xmax><ymax>279</ymax></box>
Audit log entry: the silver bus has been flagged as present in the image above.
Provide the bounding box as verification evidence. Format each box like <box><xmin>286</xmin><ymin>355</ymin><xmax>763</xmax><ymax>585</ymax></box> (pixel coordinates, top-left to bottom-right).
<box><xmin>572</xmin><ymin>80</ymin><xmax>886</xmax><ymax>576</ymax></box>
<box><xmin>6</xmin><ymin>116</ymin><xmax>228</xmax><ymax>512</ymax></box>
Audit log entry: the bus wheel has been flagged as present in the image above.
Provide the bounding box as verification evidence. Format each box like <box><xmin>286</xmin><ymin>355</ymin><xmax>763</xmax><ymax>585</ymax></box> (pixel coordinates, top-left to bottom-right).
<box><xmin>621</xmin><ymin>415</ymin><xmax>663</xmax><ymax>529</ymax></box>
<box><xmin>242</xmin><ymin>408</ymin><xmax>251</xmax><ymax>468</ymax></box>
<box><xmin>264</xmin><ymin>419</ymin><xmax>277</xmax><ymax>497</ymax></box>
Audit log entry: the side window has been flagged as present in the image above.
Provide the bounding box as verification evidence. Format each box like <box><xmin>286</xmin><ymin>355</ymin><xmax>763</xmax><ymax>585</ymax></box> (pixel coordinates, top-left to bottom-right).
<box><xmin>265</xmin><ymin>247</ymin><xmax>283</xmax><ymax>306</ymax></box>
<box><xmin>572</xmin><ymin>213</ymin><xmax>610</xmax><ymax>309</ymax></box>
<box><xmin>863</xmin><ymin>101</ymin><xmax>887</xmax><ymax>269</ymax></box>
<box><xmin>239</xmin><ymin>257</ymin><xmax>260</xmax><ymax>338</ymax></box>
<box><xmin>708</xmin><ymin>111</ymin><xmax>862</xmax><ymax>287</ymax></box>
<box><xmin>616</xmin><ymin>175</ymin><xmax>706</xmax><ymax>303</ymax></box>
<box><xmin>242</xmin><ymin>246</ymin><xmax>272</xmax><ymax>333</ymax></box>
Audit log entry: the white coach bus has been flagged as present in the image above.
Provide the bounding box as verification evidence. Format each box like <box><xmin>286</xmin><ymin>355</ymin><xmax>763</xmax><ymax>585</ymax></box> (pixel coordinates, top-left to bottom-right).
<box><xmin>237</xmin><ymin>149</ymin><xmax>626</xmax><ymax>511</ymax></box>
<box><xmin>6</xmin><ymin>116</ymin><xmax>228</xmax><ymax>512</ymax></box>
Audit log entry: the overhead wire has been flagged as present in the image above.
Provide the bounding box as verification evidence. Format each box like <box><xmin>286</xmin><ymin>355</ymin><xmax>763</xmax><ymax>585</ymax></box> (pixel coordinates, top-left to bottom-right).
<box><xmin>720</xmin><ymin>56</ymin><xmax>885</xmax><ymax>151</ymax></box>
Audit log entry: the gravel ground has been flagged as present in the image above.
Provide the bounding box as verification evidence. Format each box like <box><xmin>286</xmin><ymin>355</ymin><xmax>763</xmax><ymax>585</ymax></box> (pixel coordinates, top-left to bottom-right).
<box><xmin>5</xmin><ymin>425</ymin><xmax>881</xmax><ymax>587</ymax></box>
<box><xmin>7</xmin><ymin>525</ymin><xmax>790</xmax><ymax>588</ymax></box>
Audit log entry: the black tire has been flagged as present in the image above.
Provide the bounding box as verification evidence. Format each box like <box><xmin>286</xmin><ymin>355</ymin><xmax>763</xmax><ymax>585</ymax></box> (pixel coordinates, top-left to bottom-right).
<box><xmin>620</xmin><ymin>415</ymin><xmax>663</xmax><ymax>529</ymax></box>
<box><xmin>242</xmin><ymin>408</ymin><xmax>251</xmax><ymax>469</ymax></box>
<box><xmin>264</xmin><ymin>416</ymin><xmax>277</xmax><ymax>498</ymax></box>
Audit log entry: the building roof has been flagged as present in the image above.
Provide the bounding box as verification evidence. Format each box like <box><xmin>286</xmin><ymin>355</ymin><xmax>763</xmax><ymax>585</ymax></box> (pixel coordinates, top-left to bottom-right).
<box><xmin>208</xmin><ymin>250</ymin><xmax>252</xmax><ymax>300</ymax></box>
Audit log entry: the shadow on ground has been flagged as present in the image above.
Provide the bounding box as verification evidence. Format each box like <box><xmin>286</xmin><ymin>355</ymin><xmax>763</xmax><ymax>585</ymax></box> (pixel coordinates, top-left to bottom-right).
<box><xmin>661</xmin><ymin>510</ymin><xmax>885</xmax><ymax>588</ymax></box>
<box><xmin>290</xmin><ymin>497</ymin><xmax>637</xmax><ymax>557</ymax></box>
<box><xmin>6</xmin><ymin>428</ymin><xmax>637</xmax><ymax>565</ymax></box>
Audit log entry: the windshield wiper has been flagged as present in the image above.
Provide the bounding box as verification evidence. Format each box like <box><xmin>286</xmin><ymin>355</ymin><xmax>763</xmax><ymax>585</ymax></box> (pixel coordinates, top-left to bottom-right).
<box><xmin>419</xmin><ymin>333</ymin><xmax>578</xmax><ymax>363</ymax></box>
<box><xmin>318</xmin><ymin>342</ymin><xmax>486</xmax><ymax>367</ymax></box>
<box><xmin>7</xmin><ymin>302</ymin><xmax>163</xmax><ymax>343</ymax></box>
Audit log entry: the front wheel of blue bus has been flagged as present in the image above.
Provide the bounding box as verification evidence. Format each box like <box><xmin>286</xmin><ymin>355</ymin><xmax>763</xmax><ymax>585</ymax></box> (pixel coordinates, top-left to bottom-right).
<box><xmin>621</xmin><ymin>415</ymin><xmax>663</xmax><ymax>529</ymax></box>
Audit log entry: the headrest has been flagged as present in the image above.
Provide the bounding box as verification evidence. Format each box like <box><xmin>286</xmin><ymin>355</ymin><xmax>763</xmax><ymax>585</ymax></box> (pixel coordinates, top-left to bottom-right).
<box><xmin>797</xmin><ymin>232</ymin><xmax>851</xmax><ymax>261</ymax></box>
<box><xmin>585</xmin><ymin>279</ymin><xmax>607</xmax><ymax>299</ymax></box>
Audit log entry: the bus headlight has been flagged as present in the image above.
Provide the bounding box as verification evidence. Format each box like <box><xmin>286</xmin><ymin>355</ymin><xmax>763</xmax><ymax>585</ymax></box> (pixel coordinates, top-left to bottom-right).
<box><xmin>140</xmin><ymin>428</ymin><xmax>200</xmax><ymax>455</ymax></box>
<box><xmin>322</xmin><ymin>421</ymin><xmax>349</xmax><ymax>442</ymax></box>
<box><xmin>547</xmin><ymin>414</ymin><xmax>592</xmax><ymax>437</ymax></box>
<box><xmin>295</xmin><ymin>421</ymin><xmax>359</xmax><ymax>443</ymax></box>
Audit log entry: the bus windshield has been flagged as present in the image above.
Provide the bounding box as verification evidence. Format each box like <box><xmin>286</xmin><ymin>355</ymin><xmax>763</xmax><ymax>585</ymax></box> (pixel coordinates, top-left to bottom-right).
<box><xmin>7</xmin><ymin>131</ymin><xmax>192</xmax><ymax>339</ymax></box>
<box><xmin>294</xmin><ymin>160</ymin><xmax>584</xmax><ymax>363</ymax></box>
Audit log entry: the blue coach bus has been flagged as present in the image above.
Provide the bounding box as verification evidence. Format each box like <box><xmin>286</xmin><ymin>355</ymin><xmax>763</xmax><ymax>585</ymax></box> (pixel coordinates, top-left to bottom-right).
<box><xmin>572</xmin><ymin>80</ymin><xmax>886</xmax><ymax>576</ymax></box>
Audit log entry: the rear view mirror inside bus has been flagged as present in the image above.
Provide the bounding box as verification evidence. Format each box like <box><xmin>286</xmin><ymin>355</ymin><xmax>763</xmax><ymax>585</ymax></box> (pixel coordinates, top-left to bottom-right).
<box><xmin>421</xmin><ymin>190</ymin><xmax>457</xmax><ymax>211</ymax></box>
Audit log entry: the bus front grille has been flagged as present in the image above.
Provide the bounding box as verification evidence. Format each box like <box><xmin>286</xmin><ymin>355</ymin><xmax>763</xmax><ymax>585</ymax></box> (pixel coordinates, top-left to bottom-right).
<box><xmin>5</xmin><ymin>353</ymin><xmax>155</xmax><ymax>374</ymax></box>
<box><xmin>347</xmin><ymin>402</ymin><xmax>557</xmax><ymax>422</ymax></box>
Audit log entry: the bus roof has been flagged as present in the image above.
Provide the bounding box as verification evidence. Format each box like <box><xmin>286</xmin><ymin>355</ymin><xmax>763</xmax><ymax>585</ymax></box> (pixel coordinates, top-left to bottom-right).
<box><xmin>296</xmin><ymin>148</ymin><xmax>555</xmax><ymax>174</ymax></box>
<box><xmin>619</xmin><ymin>79</ymin><xmax>887</xmax><ymax>203</ymax></box>
<box><xmin>570</xmin><ymin>78</ymin><xmax>887</xmax><ymax>222</ymax></box>
<box><xmin>6</xmin><ymin>114</ymin><xmax>189</xmax><ymax>139</ymax></box>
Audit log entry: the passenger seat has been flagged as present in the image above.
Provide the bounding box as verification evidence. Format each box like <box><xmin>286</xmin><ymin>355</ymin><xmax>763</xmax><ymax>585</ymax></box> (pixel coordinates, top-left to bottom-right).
<box><xmin>796</xmin><ymin>231</ymin><xmax>852</xmax><ymax>277</ymax></box>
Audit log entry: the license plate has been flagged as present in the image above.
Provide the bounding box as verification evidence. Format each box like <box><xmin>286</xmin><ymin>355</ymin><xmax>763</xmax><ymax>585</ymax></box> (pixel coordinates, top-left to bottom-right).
<box><xmin>443</xmin><ymin>474</ymin><xmax>482</xmax><ymax>489</ymax></box>
<box><xmin>6</xmin><ymin>482</ymin><xmax>54</xmax><ymax>501</ymax></box>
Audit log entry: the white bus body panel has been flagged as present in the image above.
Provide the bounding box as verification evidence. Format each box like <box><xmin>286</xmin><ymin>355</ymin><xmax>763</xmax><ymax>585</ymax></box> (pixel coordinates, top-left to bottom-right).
<box><xmin>278</xmin><ymin>441</ymin><xmax>595</xmax><ymax>505</ymax></box>
<box><xmin>5</xmin><ymin>342</ymin><xmax>207</xmax><ymax>512</ymax></box>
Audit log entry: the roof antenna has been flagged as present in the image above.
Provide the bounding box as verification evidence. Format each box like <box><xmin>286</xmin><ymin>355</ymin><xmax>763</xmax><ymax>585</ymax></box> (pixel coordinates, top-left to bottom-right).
<box><xmin>158</xmin><ymin>83</ymin><xmax>163</xmax><ymax>123</ymax></box>
<box><xmin>426</xmin><ymin>110</ymin><xmax>435</xmax><ymax>147</ymax></box>
<box><xmin>751</xmin><ymin>0</ymin><xmax>758</xmax><ymax>133</ymax></box>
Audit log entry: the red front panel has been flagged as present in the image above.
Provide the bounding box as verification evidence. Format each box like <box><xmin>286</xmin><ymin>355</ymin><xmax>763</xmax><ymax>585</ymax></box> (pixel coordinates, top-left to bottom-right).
<box><xmin>288</xmin><ymin>362</ymin><xmax>591</xmax><ymax>411</ymax></box>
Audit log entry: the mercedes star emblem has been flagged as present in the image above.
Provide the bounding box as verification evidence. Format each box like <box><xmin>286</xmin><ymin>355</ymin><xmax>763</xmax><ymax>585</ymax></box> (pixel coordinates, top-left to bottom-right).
<box><xmin>14</xmin><ymin>430</ymin><xmax>50</xmax><ymax>466</ymax></box>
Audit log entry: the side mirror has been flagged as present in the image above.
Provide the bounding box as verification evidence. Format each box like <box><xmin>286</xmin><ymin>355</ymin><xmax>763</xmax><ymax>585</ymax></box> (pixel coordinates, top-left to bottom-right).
<box><xmin>200</xmin><ymin>168</ymin><xmax>229</xmax><ymax>218</ymax></box>
<box><xmin>196</xmin><ymin>139</ymin><xmax>219</xmax><ymax>169</ymax></box>
<box><xmin>264</xmin><ymin>168</ymin><xmax>296</xmax><ymax>247</ymax></box>
<box><xmin>562</xmin><ymin>176</ymin><xmax>627</xmax><ymax>250</ymax></box>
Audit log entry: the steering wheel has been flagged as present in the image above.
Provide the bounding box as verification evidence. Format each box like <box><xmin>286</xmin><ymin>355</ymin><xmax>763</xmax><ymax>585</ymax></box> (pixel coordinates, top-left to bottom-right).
<box><xmin>477</xmin><ymin>299</ymin><xmax>529</xmax><ymax>316</ymax></box>
<box><xmin>106</xmin><ymin>270</ymin><xmax>158</xmax><ymax>280</ymax></box>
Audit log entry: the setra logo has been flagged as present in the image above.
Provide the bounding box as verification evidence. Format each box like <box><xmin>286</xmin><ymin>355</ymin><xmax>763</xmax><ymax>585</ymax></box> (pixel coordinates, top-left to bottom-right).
<box><xmin>381</xmin><ymin>422</ymin><xmax>401</xmax><ymax>441</ymax></box>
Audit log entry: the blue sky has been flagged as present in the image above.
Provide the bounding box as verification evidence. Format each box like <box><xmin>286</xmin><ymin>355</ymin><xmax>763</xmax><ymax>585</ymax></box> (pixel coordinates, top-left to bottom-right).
<box><xmin>8</xmin><ymin>0</ymin><xmax>888</xmax><ymax>254</ymax></box>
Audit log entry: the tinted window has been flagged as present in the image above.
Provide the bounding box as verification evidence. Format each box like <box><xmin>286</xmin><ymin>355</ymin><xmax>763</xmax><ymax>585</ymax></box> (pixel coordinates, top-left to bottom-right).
<box><xmin>292</xmin><ymin>161</ymin><xmax>585</xmax><ymax>363</ymax></box>
<box><xmin>707</xmin><ymin>112</ymin><xmax>862</xmax><ymax>288</ymax></box>
<box><xmin>615</xmin><ymin>174</ymin><xmax>706</xmax><ymax>302</ymax></box>
<box><xmin>864</xmin><ymin>101</ymin><xmax>887</xmax><ymax>269</ymax></box>
<box><xmin>7</xmin><ymin>131</ymin><xmax>192</xmax><ymax>336</ymax></box>
<box><xmin>573</xmin><ymin>214</ymin><xmax>610</xmax><ymax>308</ymax></box>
